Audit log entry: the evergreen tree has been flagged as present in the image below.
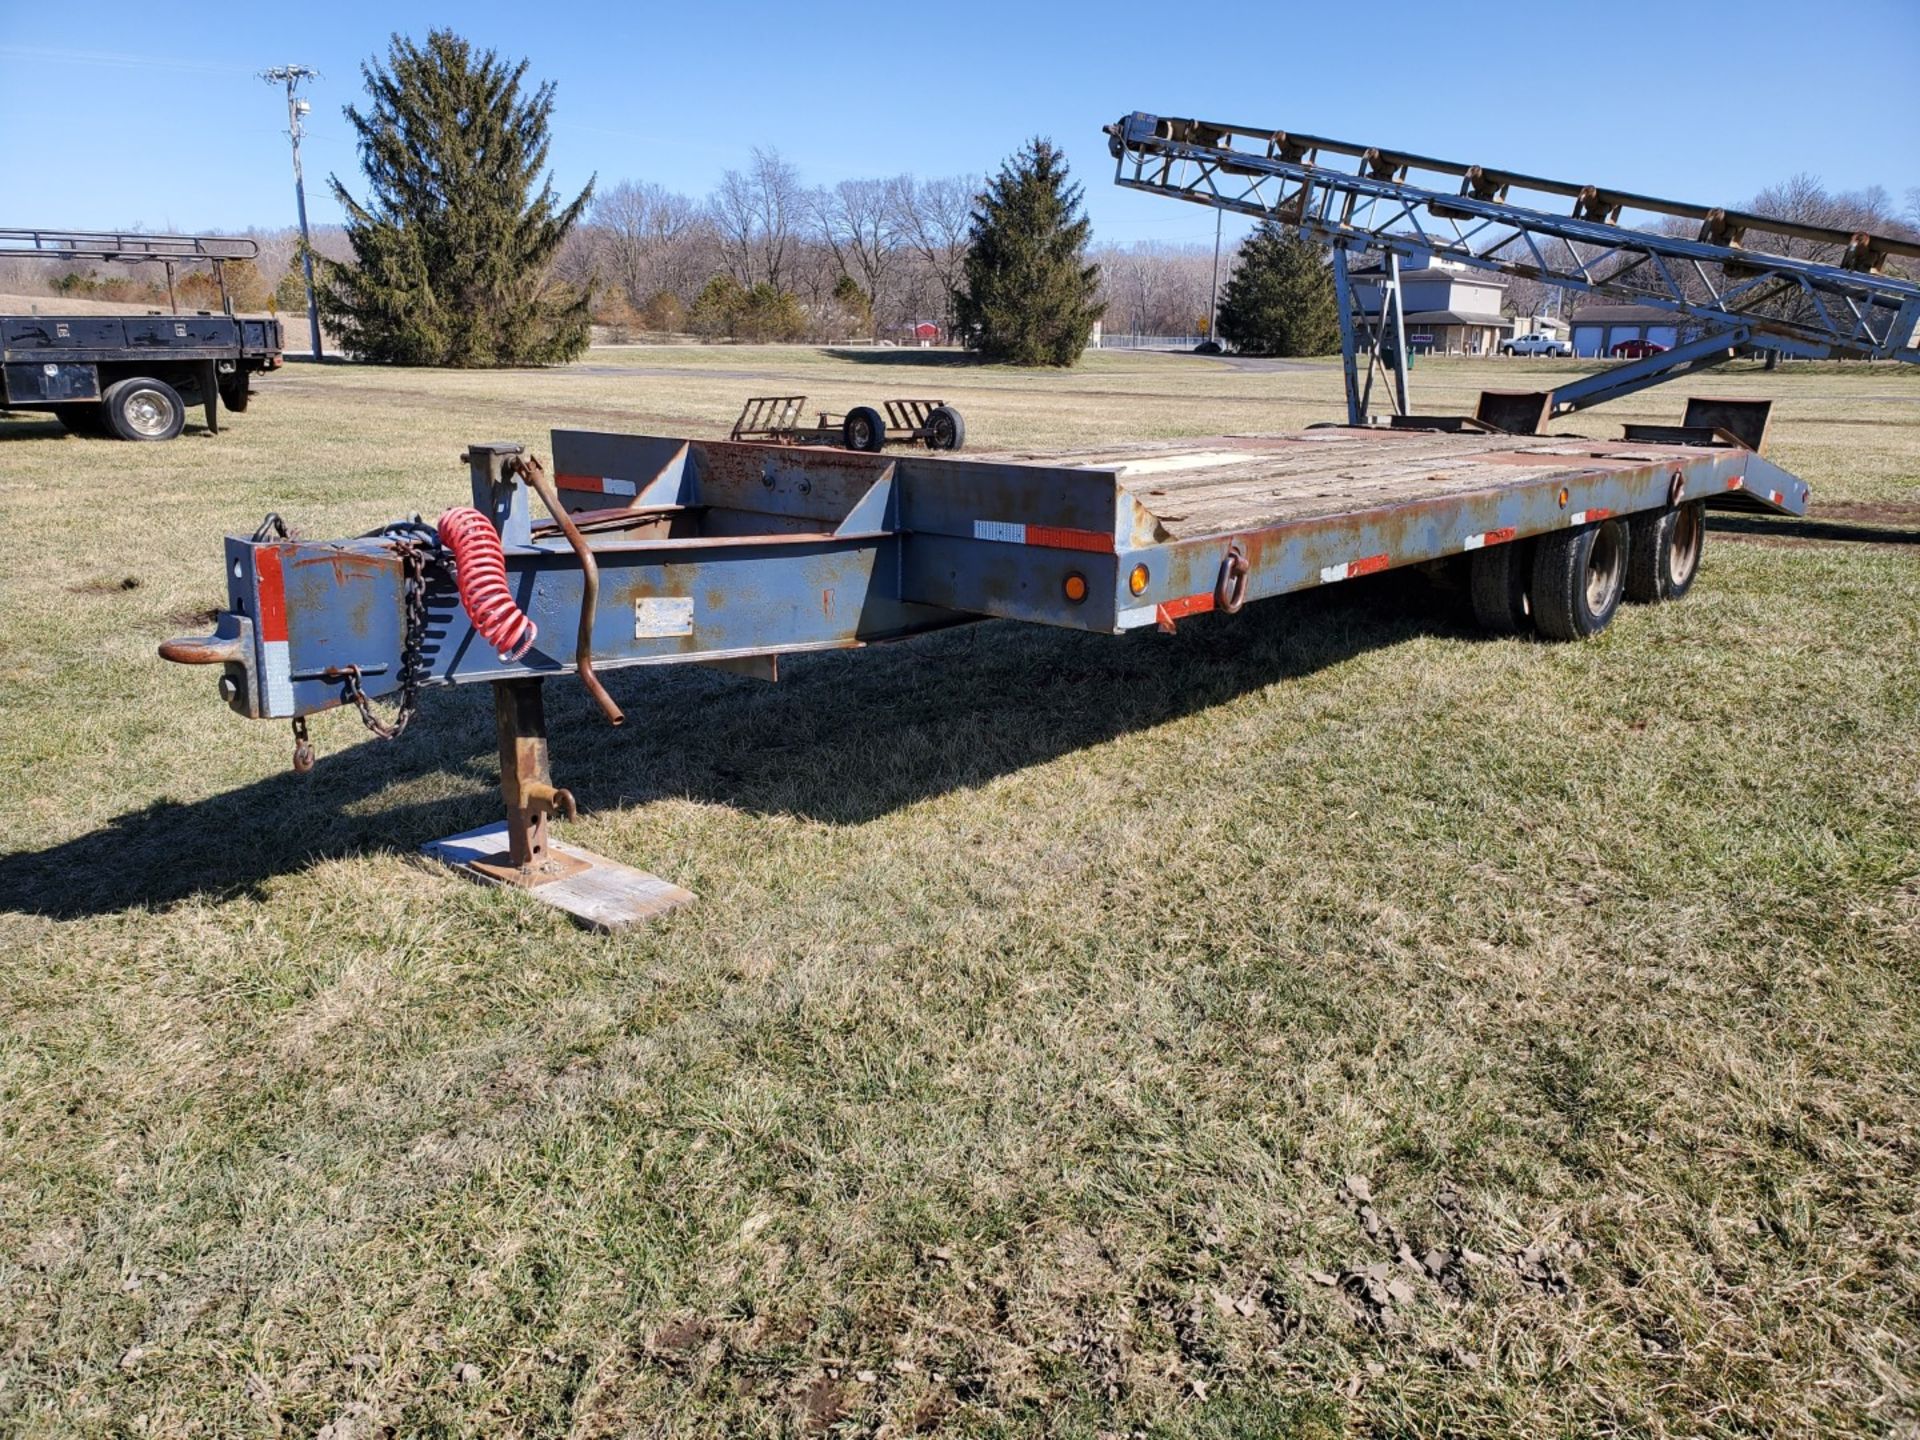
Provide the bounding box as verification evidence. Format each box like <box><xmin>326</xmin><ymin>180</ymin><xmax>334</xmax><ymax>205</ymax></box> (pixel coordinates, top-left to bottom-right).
<box><xmin>831</xmin><ymin>273</ymin><xmax>872</xmax><ymax>338</ymax></box>
<box><xmin>1216</xmin><ymin>221</ymin><xmax>1339</xmax><ymax>357</ymax></box>
<box><xmin>954</xmin><ymin>139</ymin><xmax>1104</xmax><ymax>366</ymax></box>
<box><xmin>689</xmin><ymin>276</ymin><xmax>746</xmax><ymax>339</ymax></box>
<box><xmin>321</xmin><ymin>31</ymin><xmax>593</xmax><ymax>367</ymax></box>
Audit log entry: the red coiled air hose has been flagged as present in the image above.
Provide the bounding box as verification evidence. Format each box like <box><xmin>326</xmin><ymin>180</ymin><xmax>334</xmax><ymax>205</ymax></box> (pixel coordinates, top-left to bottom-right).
<box><xmin>437</xmin><ymin>506</ymin><xmax>537</xmax><ymax>662</ymax></box>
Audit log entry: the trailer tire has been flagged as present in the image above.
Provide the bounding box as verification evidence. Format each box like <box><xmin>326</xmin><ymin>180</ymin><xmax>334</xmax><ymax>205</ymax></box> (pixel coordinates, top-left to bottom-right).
<box><xmin>219</xmin><ymin>373</ymin><xmax>251</xmax><ymax>412</ymax></box>
<box><xmin>1625</xmin><ymin>500</ymin><xmax>1704</xmax><ymax>603</ymax></box>
<box><xmin>103</xmin><ymin>376</ymin><xmax>186</xmax><ymax>441</ymax></box>
<box><xmin>1468</xmin><ymin>538</ymin><xmax>1534</xmax><ymax>633</ymax></box>
<box><xmin>926</xmin><ymin>404</ymin><xmax>965</xmax><ymax>451</ymax></box>
<box><xmin>842</xmin><ymin>406</ymin><xmax>886</xmax><ymax>452</ymax></box>
<box><xmin>1531</xmin><ymin>519</ymin><xmax>1626</xmax><ymax>640</ymax></box>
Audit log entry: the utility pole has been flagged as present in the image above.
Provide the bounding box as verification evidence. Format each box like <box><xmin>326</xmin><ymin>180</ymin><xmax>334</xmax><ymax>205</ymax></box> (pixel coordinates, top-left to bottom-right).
<box><xmin>261</xmin><ymin>64</ymin><xmax>323</xmax><ymax>360</ymax></box>
<box><xmin>1208</xmin><ymin>207</ymin><xmax>1223</xmax><ymax>344</ymax></box>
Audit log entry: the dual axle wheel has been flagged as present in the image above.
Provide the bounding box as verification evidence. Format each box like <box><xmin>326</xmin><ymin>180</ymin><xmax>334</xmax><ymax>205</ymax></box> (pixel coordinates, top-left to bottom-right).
<box><xmin>1469</xmin><ymin>502</ymin><xmax>1704</xmax><ymax>640</ymax></box>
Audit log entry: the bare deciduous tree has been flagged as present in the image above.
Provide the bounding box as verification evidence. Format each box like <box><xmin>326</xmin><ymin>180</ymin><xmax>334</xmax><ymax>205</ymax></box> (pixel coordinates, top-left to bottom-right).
<box><xmin>891</xmin><ymin>174</ymin><xmax>979</xmax><ymax>335</ymax></box>
<box><xmin>711</xmin><ymin>147</ymin><xmax>803</xmax><ymax>292</ymax></box>
<box><xmin>811</xmin><ymin>177</ymin><xmax>902</xmax><ymax>338</ymax></box>
<box><xmin>590</xmin><ymin>181</ymin><xmax>707</xmax><ymax>308</ymax></box>
<box><xmin>1092</xmin><ymin>241</ymin><xmax>1216</xmax><ymax>338</ymax></box>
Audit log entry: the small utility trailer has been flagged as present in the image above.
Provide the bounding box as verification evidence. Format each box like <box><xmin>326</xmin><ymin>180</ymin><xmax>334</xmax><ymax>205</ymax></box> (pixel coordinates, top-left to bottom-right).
<box><xmin>0</xmin><ymin>228</ymin><xmax>283</xmax><ymax>440</ymax></box>
<box><xmin>730</xmin><ymin>395</ymin><xmax>965</xmax><ymax>453</ymax></box>
<box><xmin>160</xmin><ymin>401</ymin><xmax>1806</xmax><ymax>927</ymax></box>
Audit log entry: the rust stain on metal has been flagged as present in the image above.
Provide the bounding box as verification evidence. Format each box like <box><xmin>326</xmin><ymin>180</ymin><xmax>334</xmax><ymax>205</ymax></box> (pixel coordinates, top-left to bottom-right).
<box><xmin>298</xmin><ymin>549</ymin><xmax>389</xmax><ymax>585</ymax></box>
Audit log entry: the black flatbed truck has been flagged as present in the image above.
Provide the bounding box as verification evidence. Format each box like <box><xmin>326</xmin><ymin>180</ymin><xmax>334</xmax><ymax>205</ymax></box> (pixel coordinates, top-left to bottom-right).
<box><xmin>0</xmin><ymin>228</ymin><xmax>284</xmax><ymax>440</ymax></box>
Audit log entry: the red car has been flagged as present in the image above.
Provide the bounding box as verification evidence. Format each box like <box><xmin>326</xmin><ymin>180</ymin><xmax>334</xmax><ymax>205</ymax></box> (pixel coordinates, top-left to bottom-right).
<box><xmin>1611</xmin><ymin>338</ymin><xmax>1669</xmax><ymax>359</ymax></box>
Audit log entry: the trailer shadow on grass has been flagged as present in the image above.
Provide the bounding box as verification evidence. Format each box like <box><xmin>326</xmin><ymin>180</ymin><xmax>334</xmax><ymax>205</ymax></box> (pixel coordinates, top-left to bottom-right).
<box><xmin>1708</xmin><ymin>512</ymin><xmax>1920</xmax><ymax>547</ymax></box>
<box><xmin>823</xmin><ymin>348</ymin><xmax>988</xmax><ymax>368</ymax></box>
<box><xmin>0</xmin><ymin>414</ymin><xmax>75</xmax><ymax>440</ymax></box>
<box><xmin>0</xmin><ymin>569</ymin><xmax>1486</xmax><ymax>921</ymax></box>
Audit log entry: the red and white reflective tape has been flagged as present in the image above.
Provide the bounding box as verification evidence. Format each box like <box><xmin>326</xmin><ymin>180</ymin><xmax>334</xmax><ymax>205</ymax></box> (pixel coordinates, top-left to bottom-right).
<box><xmin>555</xmin><ymin>472</ymin><xmax>639</xmax><ymax>498</ymax></box>
<box><xmin>971</xmin><ymin>519</ymin><xmax>1113</xmax><ymax>553</ymax></box>
<box><xmin>1726</xmin><ymin>476</ymin><xmax>1745</xmax><ymax>490</ymax></box>
<box><xmin>1768</xmin><ymin>488</ymin><xmax>1784</xmax><ymax>505</ymax></box>
<box><xmin>1318</xmin><ymin>552</ymin><xmax>1391</xmax><ymax>585</ymax></box>
<box><xmin>256</xmin><ymin>544</ymin><xmax>295</xmax><ymax>717</ymax></box>
<box><xmin>1462</xmin><ymin>526</ymin><xmax>1517</xmax><ymax>551</ymax></box>
<box><xmin>1157</xmin><ymin>592</ymin><xmax>1214</xmax><ymax>625</ymax></box>
<box><xmin>1568</xmin><ymin>507</ymin><xmax>1613</xmax><ymax>526</ymax></box>
<box><xmin>1118</xmin><ymin>591</ymin><xmax>1214</xmax><ymax>630</ymax></box>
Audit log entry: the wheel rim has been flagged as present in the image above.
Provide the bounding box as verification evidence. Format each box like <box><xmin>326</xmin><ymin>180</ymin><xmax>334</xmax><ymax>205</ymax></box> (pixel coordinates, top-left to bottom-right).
<box><xmin>848</xmin><ymin>419</ymin><xmax>871</xmax><ymax>448</ymax></box>
<box><xmin>1668</xmin><ymin>505</ymin><xmax>1702</xmax><ymax>586</ymax></box>
<box><xmin>931</xmin><ymin>416</ymin><xmax>954</xmax><ymax>447</ymax></box>
<box><xmin>124</xmin><ymin>387</ymin><xmax>176</xmax><ymax>437</ymax></box>
<box><xmin>1585</xmin><ymin>523</ymin><xmax>1624</xmax><ymax>613</ymax></box>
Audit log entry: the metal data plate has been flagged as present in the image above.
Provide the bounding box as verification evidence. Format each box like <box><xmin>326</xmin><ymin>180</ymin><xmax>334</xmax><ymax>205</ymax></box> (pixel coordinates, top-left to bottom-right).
<box><xmin>634</xmin><ymin>596</ymin><xmax>694</xmax><ymax>638</ymax></box>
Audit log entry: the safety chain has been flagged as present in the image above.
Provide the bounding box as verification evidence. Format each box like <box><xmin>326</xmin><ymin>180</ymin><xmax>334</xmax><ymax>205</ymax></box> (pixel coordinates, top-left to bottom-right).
<box><xmin>339</xmin><ymin>535</ymin><xmax>437</xmax><ymax>740</ymax></box>
<box><xmin>280</xmin><ymin>520</ymin><xmax>442</xmax><ymax>771</ymax></box>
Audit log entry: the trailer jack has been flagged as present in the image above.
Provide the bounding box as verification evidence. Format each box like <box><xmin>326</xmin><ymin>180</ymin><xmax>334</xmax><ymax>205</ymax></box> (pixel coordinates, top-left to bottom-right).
<box><xmin>420</xmin><ymin>676</ymin><xmax>693</xmax><ymax>929</ymax></box>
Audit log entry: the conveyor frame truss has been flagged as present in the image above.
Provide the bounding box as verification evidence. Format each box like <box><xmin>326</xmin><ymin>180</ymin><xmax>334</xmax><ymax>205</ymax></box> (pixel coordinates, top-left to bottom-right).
<box><xmin>1107</xmin><ymin>113</ymin><xmax>1920</xmax><ymax>424</ymax></box>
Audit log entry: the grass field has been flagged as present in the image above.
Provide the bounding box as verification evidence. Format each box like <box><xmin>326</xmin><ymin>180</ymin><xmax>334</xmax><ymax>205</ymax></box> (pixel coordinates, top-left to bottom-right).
<box><xmin>1</xmin><ymin>347</ymin><xmax>1916</xmax><ymax>1439</ymax></box>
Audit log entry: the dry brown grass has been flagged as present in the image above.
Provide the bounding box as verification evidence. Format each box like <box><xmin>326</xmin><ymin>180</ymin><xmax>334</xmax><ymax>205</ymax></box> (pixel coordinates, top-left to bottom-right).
<box><xmin>0</xmin><ymin>348</ymin><xmax>1915</xmax><ymax>1438</ymax></box>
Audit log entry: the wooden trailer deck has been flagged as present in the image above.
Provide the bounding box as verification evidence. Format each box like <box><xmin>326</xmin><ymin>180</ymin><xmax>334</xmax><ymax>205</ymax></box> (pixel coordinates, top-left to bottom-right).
<box><xmin>971</xmin><ymin>428</ymin><xmax>1772</xmax><ymax>539</ymax></box>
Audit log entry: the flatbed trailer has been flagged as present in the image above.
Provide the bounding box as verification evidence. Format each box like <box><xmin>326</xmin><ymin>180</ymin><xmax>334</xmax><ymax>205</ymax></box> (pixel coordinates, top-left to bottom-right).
<box><xmin>161</xmin><ymin>400</ymin><xmax>1807</xmax><ymax>927</ymax></box>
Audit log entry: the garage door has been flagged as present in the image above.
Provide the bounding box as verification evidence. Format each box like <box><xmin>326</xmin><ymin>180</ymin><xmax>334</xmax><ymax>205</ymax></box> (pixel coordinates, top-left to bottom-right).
<box><xmin>1572</xmin><ymin>326</ymin><xmax>1603</xmax><ymax>357</ymax></box>
<box><xmin>1648</xmin><ymin>326</ymin><xmax>1678</xmax><ymax>348</ymax></box>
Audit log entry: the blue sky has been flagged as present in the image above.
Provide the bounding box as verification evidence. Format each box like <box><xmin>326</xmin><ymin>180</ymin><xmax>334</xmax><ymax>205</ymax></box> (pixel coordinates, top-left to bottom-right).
<box><xmin>4</xmin><ymin>0</ymin><xmax>1915</xmax><ymax>250</ymax></box>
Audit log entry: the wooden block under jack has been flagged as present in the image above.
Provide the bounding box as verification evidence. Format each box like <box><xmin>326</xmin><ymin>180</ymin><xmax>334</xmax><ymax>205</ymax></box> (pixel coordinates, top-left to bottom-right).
<box><xmin>423</xmin><ymin>821</ymin><xmax>694</xmax><ymax>931</ymax></box>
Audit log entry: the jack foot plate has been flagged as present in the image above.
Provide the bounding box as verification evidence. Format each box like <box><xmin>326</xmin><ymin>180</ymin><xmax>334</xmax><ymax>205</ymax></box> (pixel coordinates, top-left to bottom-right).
<box><xmin>423</xmin><ymin>821</ymin><xmax>694</xmax><ymax>931</ymax></box>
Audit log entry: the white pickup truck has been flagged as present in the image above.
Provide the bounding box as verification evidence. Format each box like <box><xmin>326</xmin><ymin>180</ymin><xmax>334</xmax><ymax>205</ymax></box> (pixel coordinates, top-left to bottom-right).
<box><xmin>1501</xmin><ymin>333</ymin><xmax>1573</xmax><ymax>357</ymax></box>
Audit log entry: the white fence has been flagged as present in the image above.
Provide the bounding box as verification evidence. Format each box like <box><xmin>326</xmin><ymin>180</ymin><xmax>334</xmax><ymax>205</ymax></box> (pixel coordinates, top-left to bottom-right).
<box><xmin>1093</xmin><ymin>333</ymin><xmax>1207</xmax><ymax>351</ymax></box>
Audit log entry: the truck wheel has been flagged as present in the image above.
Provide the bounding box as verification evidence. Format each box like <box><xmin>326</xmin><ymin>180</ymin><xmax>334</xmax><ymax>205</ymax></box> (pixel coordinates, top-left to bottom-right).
<box><xmin>842</xmin><ymin>405</ymin><xmax>886</xmax><ymax>452</ymax></box>
<box><xmin>1468</xmin><ymin>538</ymin><xmax>1534</xmax><ymax>633</ymax></box>
<box><xmin>1625</xmin><ymin>501</ymin><xmax>1704</xmax><ymax>603</ymax></box>
<box><xmin>1531</xmin><ymin>519</ymin><xmax>1626</xmax><ymax>640</ymax></box>
<box><xmin>218</xmin><ymin>374</ymin><xmax>251</xmax><ymax>412</ymax></box>
<box><xmin>103</xmin><ymin>376</ymin><xmax>186</xmax><ymax>441</ymax></box>
<box><xmin>925</xmin><ymin>404</ymin><xmax>965</xmax><ymax>451</ymax></box>
<box><xmin>53</xmin><ymin>403</ymin><xmax>108</xmax><ymax>435</ymax></box>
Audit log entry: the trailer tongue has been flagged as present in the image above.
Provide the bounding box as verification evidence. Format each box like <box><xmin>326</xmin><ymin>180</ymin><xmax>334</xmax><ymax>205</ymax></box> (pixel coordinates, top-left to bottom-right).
<box><xmin>160</xmin><ymin>411</ymin><xmax>1808</xmax><ymax>928</ymax></box>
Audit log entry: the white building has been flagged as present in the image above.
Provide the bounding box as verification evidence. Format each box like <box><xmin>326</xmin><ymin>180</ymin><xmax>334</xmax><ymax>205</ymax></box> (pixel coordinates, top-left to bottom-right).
<box><xmin>1568</xmin><ymin>304</ymin><xmax>1690</xmax><ymax>358</ymax></box>
<box><xmin>1347</xmin><ymin>253</ymin><xmax>1512</xmax><ymax>356</ymax></box>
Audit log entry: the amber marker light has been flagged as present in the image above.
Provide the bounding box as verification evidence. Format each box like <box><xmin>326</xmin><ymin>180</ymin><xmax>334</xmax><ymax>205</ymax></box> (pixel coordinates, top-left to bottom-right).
<box><xmin>1063</xmin><ymin>572</ymin><xmax>1089</xmax><ymax>603</ymax></box>
<box><xmin>1128</xmin><ymin>564</ymin><xmax>1150</xmax><ymax>595</ymax></box>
